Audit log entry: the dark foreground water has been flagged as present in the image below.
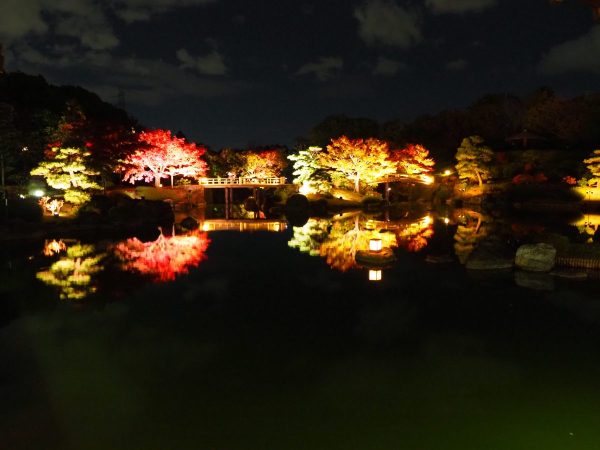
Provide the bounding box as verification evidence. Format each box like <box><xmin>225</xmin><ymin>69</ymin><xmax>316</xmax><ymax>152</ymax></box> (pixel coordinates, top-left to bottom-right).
<box><xmin>2</xmin><ymin>212</ymin><xmax>600</xmax><ymax>450</ymax></box>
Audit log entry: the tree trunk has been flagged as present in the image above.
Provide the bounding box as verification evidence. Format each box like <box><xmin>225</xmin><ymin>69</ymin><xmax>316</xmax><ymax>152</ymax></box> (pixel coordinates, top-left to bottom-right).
<box><xmin>170</xmin><ymin>175</ymin><xmax>174</xmax><ymax>187</ymax></box>
<box><xmin>154</xmin><ymin>176</ymin><xmax>161</xmax><ymax>187</ymax></box>
<box><xmin>354</xmin><ymin>176</ymin><xmax>360</xmax><ymax>193</ymax></box>
<box><xmin>475</xmin><ymin>169</ymin><xmax>483</xmax><ymax>187</ymax></box>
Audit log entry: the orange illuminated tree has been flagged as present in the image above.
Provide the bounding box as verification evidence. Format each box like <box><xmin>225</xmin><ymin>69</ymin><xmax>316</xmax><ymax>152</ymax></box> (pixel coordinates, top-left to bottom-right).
<box><xmin>114</xmin><ymin>231</ymin><xmax>210</xmax><ymax>282</ymax></box>
<box><xmin>241</xmin><ymin>149</ymin><xmax>287</xmax><ymax>178</ymax></box>
<box><xmin>118</xmin><ymin>129</ymin><xmax>207</xmax><ymax>187</ymax></box>
<box><xmin>318</xmin><ymin>136</ymin><xmax>396</xmax><ymax>193</ymax></box>
<box><xmin>391</xmin><ymin>144</ymin><xmax>435</xmax><ymax>177</ymax></box>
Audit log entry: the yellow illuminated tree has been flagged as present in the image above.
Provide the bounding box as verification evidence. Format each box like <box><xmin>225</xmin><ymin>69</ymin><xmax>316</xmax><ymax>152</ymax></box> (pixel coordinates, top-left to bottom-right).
<box><xmin>455</xmin><ymin>136</ymin><xmax>494</xmax><ymax>188</ymax></box>
<box><xmin>583</xmin><ymin>149</ymin><xmax>600</xmax><ymax>186</ymax></box>
<box><xmin>319</xmin><ymin>136</ymin><xmax>396</xmax><ymax>193</ymax></box>
<box><xmin>241</xmin><ymin>149</ymin><xmax>287</xmax><ymax>179</ymax></box>
<box><xmin>30</xmin><ymin>147</ymin><xmax>101</xmax><ymax>204</ymax></box>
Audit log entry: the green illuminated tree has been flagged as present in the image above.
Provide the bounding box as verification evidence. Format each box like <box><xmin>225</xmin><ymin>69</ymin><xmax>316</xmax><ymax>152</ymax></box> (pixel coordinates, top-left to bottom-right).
<box><xmin>583</xmin><ymin>149</ymin><xmax>600</xmax><ymax>186</ymax></box>
<box><xmin>287</xmin><ymin>146</ymin><xmax>330</xmax><ymax>192</ymax></box>
<box><xmin>30</xmin><ymin>147</ymin><xmax>101</xmax><ymax>204</ymax></box>
<box><xmin>455</xmin><ymin>136</ymin><xmax>494</xmax><ymax>187</ymax></box>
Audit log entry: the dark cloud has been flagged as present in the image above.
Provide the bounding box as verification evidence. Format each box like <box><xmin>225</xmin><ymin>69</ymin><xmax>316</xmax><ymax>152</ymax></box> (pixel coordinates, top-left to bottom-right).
<box><xmin>296</xmin><ymin>57</ymin><xmax>344</xmax><ymax>81</ymax></box>
<box><xmin>372</xmin><ymin>56</ymin><xmax>406</xmax><ymax>76</ymax></box>
<box><xmin>14</xmin><ymin>44</ymin><xmax>244</xmax><ymax>106</ymax></box>
<box><xmin>425</xmin><ymin>0</ymin><xmax>496</xmax><ymax>14</ymax></box>
<box><xmin>109</xmin><ymin>0</ymin><xmax>218</xmax><ymax>23</ymax></box>
<box><xmin>539</xmin><ymin>25</ymin><xmax>600</xmax><ymax>74</ymax></box>
<box><xmin>177</xmin><ymin>48</ymin><xmax>228</xmax><ymax>76</ymax></box>
<box><xmin>354</xmin><ymin>0</ymin><xmax>421</xmax><ymax>48</ymax></box>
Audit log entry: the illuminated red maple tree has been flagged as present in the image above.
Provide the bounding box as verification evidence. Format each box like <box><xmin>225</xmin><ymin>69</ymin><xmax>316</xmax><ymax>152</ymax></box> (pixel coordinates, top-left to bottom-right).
<box><xmin>114</xmin><ymin>231</ymin><xmax>210</xmax><ymax>282</ymax></box>
<box><xmin>391</xmin><ymin>144</ymin><xmax>435</xmax><ymax>177</ymax></box>
<box><xmin>119</xmin><ymin>129</ymin><xmax>207</xmax><ymax>187</ymax></box>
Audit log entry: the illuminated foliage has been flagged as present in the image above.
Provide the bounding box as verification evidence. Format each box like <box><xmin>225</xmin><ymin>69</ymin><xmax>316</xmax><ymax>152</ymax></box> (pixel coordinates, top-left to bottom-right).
<box><xmin>119</xmin><ymin>129</ymin><xmax>207</xmax><ymax>187</ymax></box>
<box><xmin>455</xmin><ymin>136</ymin><xmax>494</xmax><ymax>187</ymax></box>
<box><xmin>46</xmin><ymin>100</ymin><xmax>138</xmax><ymax>182</ymax></box>
<box><xmin>289</xmin><ymin>214</ymin><xmax>399</xmax><ymax>272</ymax></box>
<box><xmin>391</xmin><ymin>144</ymin><xmax>435</xmax><ymax>177</ymax></box>
<box><xmin>583</xmin><ymin>149</ymin><xmax>600</xmax><ymax>186</ymax></box>
<box><xmin>287</xmin><ymin>146</ymin><xmax>331</xmax><ymax>194</ymax></box>
<box><xmin>395</xmin><ymin>216</ymin><xmax>434</xmax><ymax>252</ymax></box>
<box><xmin>240</xmin><ymin>149</ymin><xmax>287</xmax><ymax>178</ymax></box>
<box><xmin>319</xmin><ymin>217</ymin><xmax>363</xmax><ymax>272</ymax></box>
<box><xmin>36</xmin><ymin>244</ymin><xmax>105</xmax><ymax>300</ymax></box>
<box><xmin>319</xmin><ymin>136</ymin><xmax>397</xmax><ymax>193</ymax></box>
<box><xmin>114</xmin><ymin>231</ymin><xmax>209</xmax><ymax>282</ymax></box>
<box><xmin>30</xmin><ymin>147</ymin><xmax>101</xmax><ymax>204</ymax></box>
<box><xmin>39</xmin><ymin>196</ymin><xmax>64</xmax><ymax>215</ymax></box>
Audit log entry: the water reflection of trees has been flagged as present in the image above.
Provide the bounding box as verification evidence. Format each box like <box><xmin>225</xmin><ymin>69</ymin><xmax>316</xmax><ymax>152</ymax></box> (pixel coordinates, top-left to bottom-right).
<box><xmin>453</xmin><ymin>210</ymin><xmax>491</xmax><ymax>264</ymax></box>
<box><xmin>396</xmin><ymin>215</ymin><xmax>435</xmax><ymax>253</ymax></box>
<box><xmin>288</xmin><ymin>213</ymin><xmax>434</xmax><ymax>272</ymax></box>
<box><xmin>37</xmin><ymin>243</ymin><xmax>105</xmax><ymax>300</ymax></box>
<box><xmin>572</xmin><ymin>214</ymin><xmax>600</xmax><ymax>243</ymax></box>
<box><xmin>114</xmin><ymin>231</ymin><xmax>210</xmax><ymax>282</ymax></box>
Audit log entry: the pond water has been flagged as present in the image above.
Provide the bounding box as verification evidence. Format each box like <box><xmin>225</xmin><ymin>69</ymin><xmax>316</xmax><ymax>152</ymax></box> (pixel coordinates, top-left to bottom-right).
<box><xmin>2</xmin><ymin>209</ymin><xmax>600</xmax><ymax>450</ymax></box>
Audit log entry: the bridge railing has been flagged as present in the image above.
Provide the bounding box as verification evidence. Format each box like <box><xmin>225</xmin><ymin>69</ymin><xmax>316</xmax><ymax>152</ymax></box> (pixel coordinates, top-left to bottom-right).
<box><xmin>198</xmin><ymin>177</ymin><xmax>286</xmax><ymax>186</ymax></box>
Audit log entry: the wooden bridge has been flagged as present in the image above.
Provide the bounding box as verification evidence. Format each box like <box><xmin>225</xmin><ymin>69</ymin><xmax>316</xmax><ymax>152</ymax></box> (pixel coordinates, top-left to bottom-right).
<box><xmin>200</xmin><ymin>219</ymin><xmax>287</xmax><ymax>233</ymax></box>
<box><xmin>198</xmin><ymin>177</ymin><xmax>287</xmax><ymax>188</ymax></box>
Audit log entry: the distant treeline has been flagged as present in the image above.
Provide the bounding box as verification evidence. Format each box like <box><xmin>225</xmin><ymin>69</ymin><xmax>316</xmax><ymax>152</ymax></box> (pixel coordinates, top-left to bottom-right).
<box><xmin>0</xmin><ymin>72</ymin><xmax>137</xmax><ymax>185</ymax></box>
<box><xmin>2</xmin><ymin>71</ymin><xmax>599</xmax><ymax>187</ymax></box>
<box><xmin>302</xmin><ymin>88</ymin><xmax>600</xmax><ymax>164</ymax></box>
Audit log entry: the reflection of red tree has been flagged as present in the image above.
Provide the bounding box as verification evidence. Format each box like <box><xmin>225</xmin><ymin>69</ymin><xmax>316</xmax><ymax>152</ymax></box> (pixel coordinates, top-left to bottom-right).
<box><xmin>114</xmin><ymin>231</ymin><xmax>209</xmax><ymax>282</ymax></box>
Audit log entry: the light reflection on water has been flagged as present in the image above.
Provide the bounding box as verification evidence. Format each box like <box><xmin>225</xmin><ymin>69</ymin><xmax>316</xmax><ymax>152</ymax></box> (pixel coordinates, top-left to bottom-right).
<box><xmin>3</xmin><ymin>208</ymin><xmax>600</xmax><ymax>449</ymax></box>
<box><xmin>288</xmin><ymin>212</ymin><xmax>433</xmax><ymax>275</ymax></box>
<box><xmin>114</xmin><ymin>230</ymin><xmax>210</xmax><ymax>282</ymax></box>
<box><xmin>29</xmin><ymin>208</ymin><xmax>600</xmax><ymax>300</ymax></box>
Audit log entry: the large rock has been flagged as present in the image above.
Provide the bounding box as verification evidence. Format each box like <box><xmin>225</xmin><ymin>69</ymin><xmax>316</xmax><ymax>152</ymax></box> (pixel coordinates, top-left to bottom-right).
<box><xmin>515</xmin><ymin>243</ymin><xmax>556</xmax><ymax>272</ymax></box>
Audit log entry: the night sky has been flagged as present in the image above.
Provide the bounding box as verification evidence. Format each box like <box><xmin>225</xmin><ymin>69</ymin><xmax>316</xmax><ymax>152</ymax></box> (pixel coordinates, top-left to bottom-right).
<box><xmin>2</xmin><ymin>0</ymin><xmax>599</xmax><ymax>149</ymax></box>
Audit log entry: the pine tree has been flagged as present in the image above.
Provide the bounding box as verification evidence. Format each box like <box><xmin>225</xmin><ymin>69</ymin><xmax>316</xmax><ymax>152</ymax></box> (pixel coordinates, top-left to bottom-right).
<box><xmin>455</xmin><ymin>136</ymin><xmax>494</xmax><ymax>187</ymax></box>
<box><xmin>30</xmin><ymin>147</ymin><xmax>101</xmax><ymax>204</ymax></box>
